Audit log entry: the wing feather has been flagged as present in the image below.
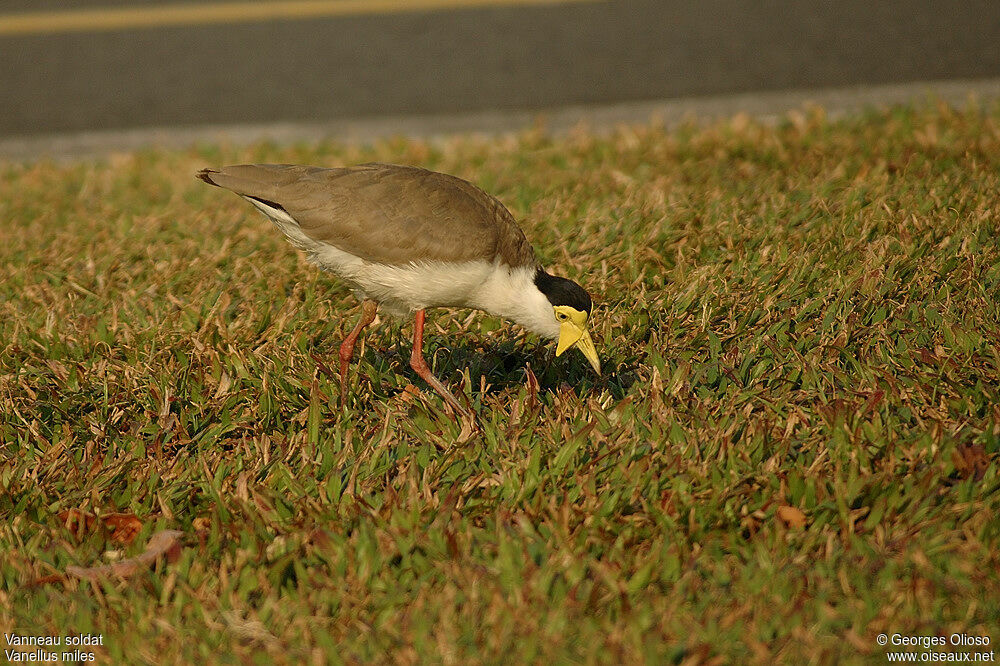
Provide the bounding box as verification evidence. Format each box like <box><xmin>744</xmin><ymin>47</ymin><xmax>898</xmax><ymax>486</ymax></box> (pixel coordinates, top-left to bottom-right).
<box><xmin>198</xmin><ymin>163</ymin><xmax>537</xmax><ymax>268</ymax></box>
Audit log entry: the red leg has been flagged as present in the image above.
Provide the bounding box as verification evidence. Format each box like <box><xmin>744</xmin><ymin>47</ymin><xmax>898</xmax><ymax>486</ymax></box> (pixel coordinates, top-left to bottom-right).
<box><xmin>339</xmin><ymin>299</ymin><xmax>378</xmax><ymax>405</ymax></box>
<box><xmin>409</xmin><ymin>309</ymin><xmax>469</xmax><ymax>417</ymax></box>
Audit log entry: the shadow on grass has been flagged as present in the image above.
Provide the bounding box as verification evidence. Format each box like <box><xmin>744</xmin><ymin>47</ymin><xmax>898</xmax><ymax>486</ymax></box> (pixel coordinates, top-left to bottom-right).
<box><xmin>356</xmin><ymin>333</ymin><xmax>638</xmax><ymax>403</ymax></box>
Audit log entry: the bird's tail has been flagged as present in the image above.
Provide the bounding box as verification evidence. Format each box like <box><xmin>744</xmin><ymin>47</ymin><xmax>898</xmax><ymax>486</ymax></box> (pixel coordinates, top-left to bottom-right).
<box><xmin>196</xmin><ymin>168</ymin><xmax>221</xmax><ymax>186</ymax></box>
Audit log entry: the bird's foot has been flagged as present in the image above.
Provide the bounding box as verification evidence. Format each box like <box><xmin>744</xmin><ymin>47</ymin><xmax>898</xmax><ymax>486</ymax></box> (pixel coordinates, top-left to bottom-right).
<box><xmin>407</xmin><ymin>308</ymin><xmax>479</xmax><ymax>441</ymax></box>
<box><xmin>407</xmin><ymin>379</ymin><xmax>479</xmax><ymax>441</ymax></box>
<box><xmin>431</xmin><ymin>383</ymin><xmax>480</xmax><ymax>439</ymax></box>
<box><xmin>455</xmin><ymin>412</ymin><xmax>480</xmax><ymax>442</ymax></box>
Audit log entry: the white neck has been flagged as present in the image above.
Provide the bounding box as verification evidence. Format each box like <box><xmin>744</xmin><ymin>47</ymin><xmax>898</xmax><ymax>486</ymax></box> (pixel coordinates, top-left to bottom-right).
<box><xmin>471</xmin><ymin>264</ymin><xmax>560</xmax><ymax>339</ymax></box>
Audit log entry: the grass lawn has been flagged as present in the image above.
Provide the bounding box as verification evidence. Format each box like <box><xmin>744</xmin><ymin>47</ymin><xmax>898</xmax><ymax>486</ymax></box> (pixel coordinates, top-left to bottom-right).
<box><xmin>2</xmin><ymin>101</ymin><xmax>999</xmax><ymax>664</ymax></box>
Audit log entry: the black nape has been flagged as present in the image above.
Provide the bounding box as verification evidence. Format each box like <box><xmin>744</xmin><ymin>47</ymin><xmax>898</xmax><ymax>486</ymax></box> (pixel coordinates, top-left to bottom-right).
<box><xmin>534</xmin><ymin>268</ymin><xmax>592</xmax><ymax>314</ymax></box>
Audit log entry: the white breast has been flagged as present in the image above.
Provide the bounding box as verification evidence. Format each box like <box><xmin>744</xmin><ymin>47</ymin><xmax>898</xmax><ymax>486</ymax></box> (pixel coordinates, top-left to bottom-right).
<box><xmin>343</xmin><ymin>257</ymin><xmax>497</xmax><ymax>315</ymax></box>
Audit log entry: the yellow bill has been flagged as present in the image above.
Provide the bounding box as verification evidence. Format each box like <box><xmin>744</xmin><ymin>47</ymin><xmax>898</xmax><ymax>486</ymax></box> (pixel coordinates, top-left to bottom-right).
<box><xmin>554</xmin><ymin>306</ymin><xmax>601</xmax><ymax>375</ymax></box>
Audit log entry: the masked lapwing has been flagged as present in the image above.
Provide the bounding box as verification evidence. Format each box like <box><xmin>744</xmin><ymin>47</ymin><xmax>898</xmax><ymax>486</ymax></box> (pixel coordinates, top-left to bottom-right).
<box><xmin>197</xmin><ymin>163</ymin><xmax>600</xmax><ymax>417</ymax></box>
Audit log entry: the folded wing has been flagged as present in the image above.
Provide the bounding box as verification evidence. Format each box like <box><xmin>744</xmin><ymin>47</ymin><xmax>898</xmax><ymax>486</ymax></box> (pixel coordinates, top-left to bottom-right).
<box><xmin>198</xmin><ymin>163</ymin><xmax>537</xmax><ymax>268</ymax></box>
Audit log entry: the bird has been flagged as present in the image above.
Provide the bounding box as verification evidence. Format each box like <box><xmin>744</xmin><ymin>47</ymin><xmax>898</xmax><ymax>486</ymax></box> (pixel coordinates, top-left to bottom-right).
<box><xmin>196</xmin><ymin>162</ymin><xmax>600</xmax><ymax>418</ymax></box>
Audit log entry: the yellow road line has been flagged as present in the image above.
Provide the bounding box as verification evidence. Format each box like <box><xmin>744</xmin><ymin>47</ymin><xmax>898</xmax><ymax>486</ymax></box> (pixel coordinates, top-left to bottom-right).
<box><xmin>0</xmin><ymin>0</ymin><xmax>601</xmax><ymax>36</ymax></box>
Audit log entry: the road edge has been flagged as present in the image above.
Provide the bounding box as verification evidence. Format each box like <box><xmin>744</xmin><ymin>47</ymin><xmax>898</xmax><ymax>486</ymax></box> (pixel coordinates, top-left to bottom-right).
<box><xmin>3</xmin><ymin>77</ymin><xmax>999</xmax><ymax>163</ymax></box>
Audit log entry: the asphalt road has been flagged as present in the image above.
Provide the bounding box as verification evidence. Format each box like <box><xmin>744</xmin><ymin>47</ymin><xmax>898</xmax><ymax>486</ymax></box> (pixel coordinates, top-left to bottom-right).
<box><xmin>2</xmin><ymin>0</ymin><xmax>1000</xmax><ymax>138</ymax></box>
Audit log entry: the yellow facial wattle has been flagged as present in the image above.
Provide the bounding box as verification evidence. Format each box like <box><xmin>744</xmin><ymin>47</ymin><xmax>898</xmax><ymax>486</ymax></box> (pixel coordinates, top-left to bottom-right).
<box><xmin>553</xmin><ymin>305</ymin><xmax>601</xmax><ymax>375</ymax></box>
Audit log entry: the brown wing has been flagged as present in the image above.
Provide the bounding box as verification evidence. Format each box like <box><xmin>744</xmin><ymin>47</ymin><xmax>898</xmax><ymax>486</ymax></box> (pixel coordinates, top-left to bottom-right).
<box><xmin>198</xmin><ymin>163</ymin><xmax>538</xmax><ymax>268</ymax></box>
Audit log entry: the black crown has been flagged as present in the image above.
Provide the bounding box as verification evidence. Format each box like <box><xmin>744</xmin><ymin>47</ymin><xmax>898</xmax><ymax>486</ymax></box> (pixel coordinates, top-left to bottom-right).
<box><xmin>534</xmin><ymin>269</ymin><xmax>592</xmax><ymax>314</ymax></box>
